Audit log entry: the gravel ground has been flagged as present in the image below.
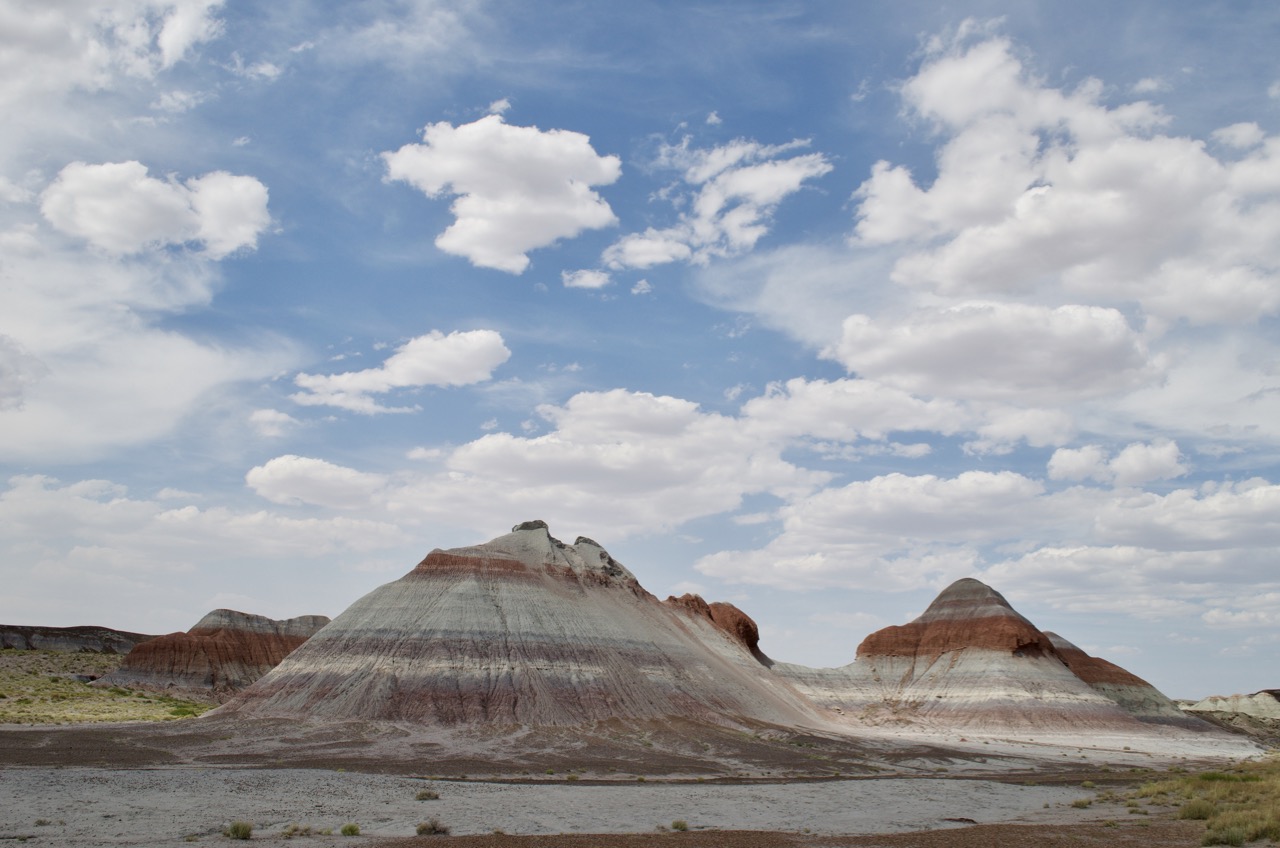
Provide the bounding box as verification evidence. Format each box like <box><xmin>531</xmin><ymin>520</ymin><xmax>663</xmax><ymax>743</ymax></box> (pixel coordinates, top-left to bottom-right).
<box><xmin>0</xmin><ymin>767</ymin><xmax>1126</xmax><ymax>847</ymax></box>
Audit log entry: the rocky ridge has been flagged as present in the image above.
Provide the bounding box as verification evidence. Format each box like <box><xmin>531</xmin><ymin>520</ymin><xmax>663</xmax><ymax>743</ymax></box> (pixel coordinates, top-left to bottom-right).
<box><xmin>1</xmin><ymin>623</ymin><xmax>156</xmax><ymax>654</ymax></box>
<box><xmin>96</xmin><ymin>609</ymin><xmax>329</xmax><ymax>702</ymax></box>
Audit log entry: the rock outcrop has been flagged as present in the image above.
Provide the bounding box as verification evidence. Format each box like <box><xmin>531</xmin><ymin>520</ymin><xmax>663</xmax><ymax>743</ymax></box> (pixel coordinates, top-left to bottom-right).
<box><xmin>0</xmin><ymin>624</ymin><xmax>156</xmax><ymax>654</ymax></box>
<box><xmin>223</xmin><ymin>521</ymin><xmax>818</xmax><ymax>728</ymax></box>
<box><xmin>96</xmin><ymin>609</ymin><xmax>329</xmax><ymax>702</ymax></box>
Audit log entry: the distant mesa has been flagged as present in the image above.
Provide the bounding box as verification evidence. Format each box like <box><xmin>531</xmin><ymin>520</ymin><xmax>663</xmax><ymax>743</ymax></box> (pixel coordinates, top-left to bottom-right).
<box><xmin>1185</xmin><ymin>690</ymin><xmax>1280</xmax><ymax>720</ymax></box>
<box><xmin>96</xmin><ymin>609</ymin><xmax>329</xmax><ymax>702</ymax></box>
<box><xmin>217</xmin><ymin>522</ymin><xmax>1226</xmax><ymax>748</ymax></box>
<box><xmin>0</xmin><ymin>623</ymin><xmax>156</xmax><ymax>655</ymax></box>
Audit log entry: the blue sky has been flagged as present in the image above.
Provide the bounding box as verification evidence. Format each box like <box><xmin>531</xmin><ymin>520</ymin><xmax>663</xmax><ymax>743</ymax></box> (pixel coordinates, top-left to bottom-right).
<box><xmin>2</xmin><ymin>1</ymin><xmax>1279</xmax><ymax>699</ymax></box>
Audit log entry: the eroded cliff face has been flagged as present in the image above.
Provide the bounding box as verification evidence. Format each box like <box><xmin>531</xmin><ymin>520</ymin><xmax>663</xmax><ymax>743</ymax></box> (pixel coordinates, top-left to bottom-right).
<box><xmin>222</xmin><ymin>522</ymin><xmax>819</xmax><ymax>728</ymax></box>
<box><xmin>95</xmin><ymin>610</ymin><xmax>329</xmax><ymax>702</ymax></box>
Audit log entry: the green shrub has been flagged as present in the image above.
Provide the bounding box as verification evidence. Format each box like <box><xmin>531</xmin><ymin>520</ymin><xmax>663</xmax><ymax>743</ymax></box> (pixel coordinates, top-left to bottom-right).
<box><xmin>224</xmin><ymin>820</ymin><xmax>253</xmax><ymax>839</ymax></box>
<box><xmin>416</xmin><ymin>818</ymin><xmax>450</xmax><ymax>835</ymax></box>
<box><xmin>1081</xmin><ymin>780</ymin><xmax>1095</xmax><ymax>788</ymax></box>
<box><xmin>416</xmin><ymin>789</ymin><xmax>439</xmax><ymax>800</ymax></box>
<box><xmin>1071</xmin><ymin>798</ymin><xmax>1091</xmax><ymax>808</ymax></box>
<box><xmin>340</xmin><ymin>822</ymin><xmax>359</xmax><ymax>836</ymax></box>
<box><xmin>671</xmin><ymin>820</ymin><xmax>688</xmax><ymax>831</ymax></box>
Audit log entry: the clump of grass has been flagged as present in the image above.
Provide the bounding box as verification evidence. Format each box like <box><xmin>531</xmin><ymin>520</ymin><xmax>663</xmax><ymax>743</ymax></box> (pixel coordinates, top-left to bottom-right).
<box><xmin>1081</xmin><ymin>780</ymin><xmax>1095</xmax><ymax>788</ymax></box>
<box><xmin>1179</xmin><ymin>799</ymin><xmax>1217</xmax><ymax>820</ymax></box>
<box><xmin>416</xmin><ymin>789</ymin><xmax>440</xmax><ymax>800</ymax></box>
<box><xmin>280</xmin><ymin>822</ymin><xmax>313</xmax><ymax>838</ymax></box>
<box><xmin>340</xmin><ymin>823</ymin><xmax>360</xmax><ymax>836</ymax></box>
<box><xmin>1203</xmin><ymin>826</ymin><xmax>1247</xmax><ymax>846</ymax></box>
<box><xmin>416</xmin><ymin>818</ymin><xmax>450</xmax><ymax>835</ymax></box>
<box><xmin>1071</xmin><ymin>798</ymin><xmax>1092</xmax><ymax>808</ymax></box>
<box><xmin>224</xmin><ymin>820</ymin><xmax>253</xmax><ymax>839</ymax></box>
<box><xmin>566</xmin><ymin>774</ymin><xmax>579</xmax><ymax>781</ymax></box>
<box><xmin>671</xmin><ymin>820</ymin><xmax>689</xmax><ymax>831</ymax></box>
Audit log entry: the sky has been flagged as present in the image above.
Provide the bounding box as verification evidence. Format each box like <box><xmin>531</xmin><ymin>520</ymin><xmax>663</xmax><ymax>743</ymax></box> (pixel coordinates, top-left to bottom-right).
<box><xmin>2</xmin><ymin>1</ymin><xmax>1279</xmax><ymax>700</ymax></box>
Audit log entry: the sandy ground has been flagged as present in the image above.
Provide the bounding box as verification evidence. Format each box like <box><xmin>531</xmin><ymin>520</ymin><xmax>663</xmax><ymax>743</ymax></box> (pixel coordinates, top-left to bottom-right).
<box><xmin>1</xmin><ymin>766</ymin><xmax>1138</xmax><ymax>847</ymax></box>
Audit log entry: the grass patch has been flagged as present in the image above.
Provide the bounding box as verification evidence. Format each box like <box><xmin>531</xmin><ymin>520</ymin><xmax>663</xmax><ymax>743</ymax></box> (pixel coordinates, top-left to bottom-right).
<box><xmin>0</xmin><ymin>649</ymin><xmax>215</xmax><ymax>724</ymax></box>
<box><xmin>340</xmin><ymin>823</ymin><xmax>360</xmax><ymax>836</ymax></box>
<box><xmin>224</xmin><ymin>820</ymin><xmax>253</xmax><ymax>839</ymax></box>
<box><xmin>417</xmin><ymin>818</ymin><xmax>450</xmax><ymax>835</ymax></box>
<box><xmin>416</xmin><ymin>789</ymin><xmax>440</xmax><ymax>800</ymax></box>
<box><xmin>1071</xmin><ymin>798</ymin><xmax>1092</xmax><ymax>808</ymax></box>
<box><xmin>1131</xmin><ymin>755</ymin><xmax>1280</xmax><ymax>845</ymax></box>
<box><xmin>671</xmin><ymin>820</ymin><xmax>689</xmax><ymax>831</ymax></box>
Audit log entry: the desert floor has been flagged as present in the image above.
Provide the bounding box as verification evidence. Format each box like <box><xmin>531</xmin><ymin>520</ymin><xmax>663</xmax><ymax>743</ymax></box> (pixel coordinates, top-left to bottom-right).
<box><xmin>1</xmin><ymin>762</ymin><xmax>1194</xmax><ymax>848</ymax></box>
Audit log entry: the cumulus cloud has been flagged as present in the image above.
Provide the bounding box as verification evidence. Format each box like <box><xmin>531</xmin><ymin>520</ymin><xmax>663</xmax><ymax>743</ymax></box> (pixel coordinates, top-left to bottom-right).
<box><xmin>382</xmin><ymin>115</ymin><xmax>621</xmax><ymax>273</ymax></box>
<box><xmin>246</xmin><ymin>455</ymin><xmax>389</xmax><ymax>509</ymax></box>
<box><xmin>603</xmin><ymin>136</ymin><xmax>832</xmax><ymax>270</ymax></box>
<box><xmin>291</xmin><ymin>330</ymin><xmax>511</xmax><ymax>414</ymax></box>
<box><xmin>0</xmin><ymin>335</ymin><xmax>46</xmax><ymax>411</ymax></box>
<box><xmin>40</xmin><ymin>161</ymin><xmax>270</xmax><ymax>258</ymax></box>
<box><xmin>850</xmin><ymin>32</ymin><xmax>1280</xmax><ymax>325</ymax></box>
<box><xmin>1048</xmin><ymin>439</ymin><xmax>1187</xmax><ymax>486</ymax></box>
<box><xmin>826</xmin><ymin>302</ymin><xmax>1162</xmax><ymax>404</ymax></box>
<box><xmin>561</xmin><ymin>269</ymin><xmax>610</xmax><ymax>289</ymax></box>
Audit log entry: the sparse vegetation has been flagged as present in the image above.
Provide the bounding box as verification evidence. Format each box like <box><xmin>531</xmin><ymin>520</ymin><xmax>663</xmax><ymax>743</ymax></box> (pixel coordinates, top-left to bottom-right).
<box><xmin>1071</xmin><ymin>798</ymin><xmax>1092</xmax><ymax>808</ymax></box>
<box><xmin>0</xmin><ymin>649</ymin><xmax>214</xmax><ymax>724</ymax></box>
<box><xmin>416</xmin><ymin>789</ymin><xmax>440</xmax><ymax>800</ymax></box>
<box><xmin>416</xmin><ymin>818</ymin><xmax>450</xmax><ymax>835</ymax></box>
<box><xmin>671</xmin><ymin>819</ymin><xmax>689</xmax><ymax>831</ymax></box>
<box><xmin>340</xmin><ymin>823</ymin><xmax>360</xmax><ymax>836</ymax></box>
<box><xmin>1130</xmin><ymin>756</ymin><xmax>1280</xmax><ymax>846</ymax></box>
<box><xmin>224</xmin><ymin>820</ymin><xmax>253</xmax><ymax>839</ymax></box>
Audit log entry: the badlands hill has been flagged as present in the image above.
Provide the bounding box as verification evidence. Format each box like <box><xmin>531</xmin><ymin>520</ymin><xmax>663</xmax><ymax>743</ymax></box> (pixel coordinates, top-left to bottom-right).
<box><xmin>97</xmin><ymin>609</ymin><xmax>329</xmax><ymax>702</ymax></box>
<box><xmin>223</xmin><ymin>521</ymin><xmax>819</xmax><ymax>726</ymax></box>
<box><xmin>220</xmin><ymin>522</ymin><xmax>1224</xmax><ymax>751</ymax></box>
<box><xmin>776</xmin><ymin>578</ymin><xmax>1197</xmax><ymax>731</ymax></box>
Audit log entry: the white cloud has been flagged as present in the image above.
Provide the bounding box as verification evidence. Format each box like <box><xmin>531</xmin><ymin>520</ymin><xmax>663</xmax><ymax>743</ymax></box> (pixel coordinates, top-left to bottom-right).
<box><xmin>849</xmin><ymin>33</ymin><xmax>1280</xmax><ymax>326</ymax></box>
<box><xmin>1212</xmin><ymin>122</ymin><xmax>1265</xmax><ymax>149</ymax></box>
<box><xmin>0</xmin><ymin>335</ymin><xmax>45</xmax><ymax>411</ymax></box>
<box><xmin>40</xmin><ymin>161</ymin><xmax>270</xmax><ymax>258</ymax></box>
<box><xmin>487</xmin><ymin>97</ymin><xmax>511</xmax><ymax>115</ymax></box>
<box><xmin>826</xmin><ymin>302</ymin><xmax>1161</xmax><ymax>404</ymax></box>
<box><xmin>706</xmin><ymin>111</ymin><xmax>722</xmax><ymax>125</ymax></box>
<box><xmin>603</xmin><ymin>136</ymin><xmax>832</xmax><ymax>270</ymax></box>
<box><xmin>631</xmin><ymin>278</ymin><xmax>652</xmax><ymax>295</ymax></box>
<box><xmin>0</xmin><ymin>0</ymin><xmax>225</xmax><ymax>108</ymax></box>
<box><xmin>1048</xmin><ymin>440</ymin><xmax>1187</xmax><ymax>486</ymax></box>
<box><xmin>246</xmin><ymin>455</ymin><xmax>389</xmax><ymax>509</ymax></box>
<box><xmin>561</xmin><ymin>269</ymin><xmax>610</xmax><ymax>289</ymax></box>
<box><xmin>382</xmin><ymin>115</ymin><xmax>621</xmax><ymax>273</ymax></box>
<box><xmin>291</xmin><ymin>329</ymin><xmax>511</xmax><ymax>414</ymax></box>
<box><xmin>740</xmin><ymin>377</ymin><xmax>966</xmax><ymax>443</ymax></box>
<box><xmin>249</xmin><ymin>408</ymin><xmax>300</xmax><ymax>438</ymax></box>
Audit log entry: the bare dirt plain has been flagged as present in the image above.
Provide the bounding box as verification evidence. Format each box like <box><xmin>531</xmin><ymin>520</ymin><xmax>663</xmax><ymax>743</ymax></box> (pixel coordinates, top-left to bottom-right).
<box><xmin>0</xmin><ymin>714</ymin><xmax>1251</xmax><ymax>848</ymax></box>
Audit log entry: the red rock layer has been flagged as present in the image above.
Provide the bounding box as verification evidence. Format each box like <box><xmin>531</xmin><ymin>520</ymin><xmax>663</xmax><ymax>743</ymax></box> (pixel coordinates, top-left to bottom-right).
<box><xmin>96</xmin><ymin>610</ymin><xmax>329</xmax><ymax>702</ymax></box>
<box><xmin>664</xmin><ymin>594</ymin><xmax>767</xmax><ymax>661</ymax></box>
<box><xmin>856</xmin><ymin>578</ymin><xmax>1054</xmax><ymax>661</ymax></box>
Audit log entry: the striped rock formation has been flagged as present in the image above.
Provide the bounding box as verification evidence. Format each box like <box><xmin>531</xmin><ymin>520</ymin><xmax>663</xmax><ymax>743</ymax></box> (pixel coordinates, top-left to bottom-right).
<box><xmin>777</xmin><ymin>578</ymin><xmax>1194</xmax><ymax>731</ymax></box>
<box><xmin>222</xmin><ymin>521</ymin><xmax>819</xmax><ymax>728</ymax></box>
<box><xmin>1185</xmin><ymin>690</ymin><xmax>1280</xmax><ymax>719</ymax></box>
<box><xmin>96</xmin><ymin>609</ymin><xmax>330</xmax><ymax>702</ymax></box>
<box><xmin>1044</xmin><ymin>631</ymin><xmax>1195</xmax><ymax>725</ymax></box>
